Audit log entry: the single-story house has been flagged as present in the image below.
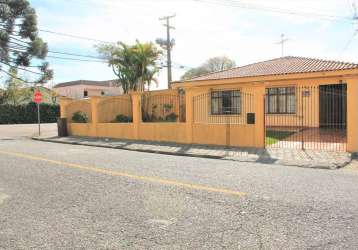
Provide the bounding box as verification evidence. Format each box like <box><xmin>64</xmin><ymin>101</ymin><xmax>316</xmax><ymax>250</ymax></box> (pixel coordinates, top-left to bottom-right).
<box><xmin>172</xmin><ymin>56</ymin><xmax>358</xmax><ymax>152</ymax></box>
<box><xmin>60</xmin><ymin>56</ymin><xmax>358</xmax><ymax>153</ymax></box>
<box><xmin>54</xmin><ymin>80</ymin><xmax>122</xmax><ymax>99</ymax></box>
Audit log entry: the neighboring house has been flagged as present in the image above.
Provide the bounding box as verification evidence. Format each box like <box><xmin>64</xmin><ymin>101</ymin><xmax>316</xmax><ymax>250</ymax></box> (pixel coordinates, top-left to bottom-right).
<box><xmin>53</xmin><ymin>80</ymin><xmax>122</xmax><ymax>99</ymax></box>
<box><xmin>173</xmin><ymin>56</ymin><xmax>358</xmax><ymax>152</ymax></box>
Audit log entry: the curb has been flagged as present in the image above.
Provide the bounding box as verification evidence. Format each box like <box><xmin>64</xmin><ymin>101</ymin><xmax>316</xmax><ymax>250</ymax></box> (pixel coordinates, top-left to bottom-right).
<box><xmin>32</xmin><ymin>137</ymin><xmax>225</xmax><ymax>160</ymax></box>
<box><xmin>31</xmin><ymin>137</ymin><xmax>346</xmax><ymax>170</ymax></box>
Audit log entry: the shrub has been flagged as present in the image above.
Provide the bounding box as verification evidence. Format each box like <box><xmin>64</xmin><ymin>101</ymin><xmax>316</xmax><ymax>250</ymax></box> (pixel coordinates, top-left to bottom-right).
<box><xmin>72</xmin><ymin>111</ymin><xmax>88</xmax><ymax>123</ymax></box>
<box><xmin>163</xmin><ymin>104</ymin><xmax>173</xmax><ymax>113</ymax></box>
<box><xmin>0</xmin><ymin>102</ymin><xmax>59</xmax><ymax>124</ymax></box>
<box><xmin>165</xmin><ymin>112</ymin><xmax>178</xmax><ymax>122</ymax></box>
<box><xmin>112</xmin><ymin>114</ymin><xmax>133</xmax><ymax>123</ymax></box>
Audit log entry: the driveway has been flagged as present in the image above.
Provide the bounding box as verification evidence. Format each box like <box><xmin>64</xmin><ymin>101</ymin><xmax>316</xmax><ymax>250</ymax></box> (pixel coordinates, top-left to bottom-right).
<box><xmin>0</xmin><ymin>135</ymin><xmax>358</xmax><ymax>249</ymax></box>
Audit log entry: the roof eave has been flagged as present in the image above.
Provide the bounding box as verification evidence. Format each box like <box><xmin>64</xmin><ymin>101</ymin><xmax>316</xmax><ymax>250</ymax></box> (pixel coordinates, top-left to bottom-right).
<box><xmin>172</xmin><ymin>68</ymin><xmax>358</xmax><ymax>89</ymax></box>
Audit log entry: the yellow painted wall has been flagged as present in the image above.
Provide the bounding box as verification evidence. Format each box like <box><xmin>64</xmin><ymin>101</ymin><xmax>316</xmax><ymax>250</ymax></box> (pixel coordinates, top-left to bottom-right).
<box><xmin>192</xmin><ymin>124</ymin><xmax>256</xmax><ymax>147</ymax></box>
<box><xmin>347</xmin><ymin>78</ymin><xmax>358</xmax><ymax>152</ymax></box>
<box><xmin>65</xmin><ymin>99</ymin><xmax>92</xmax><ymax>123</ymax></box>
<box><xmin>138</xmin><ymin>123</ymin><xmax>187</xmax><ymax>143</ymax></box>
<box><xmin>61</xmin><ymin>87</ymin><xmax>264</xmax><ymax>149</ymax></box>
<box><xmin>96</xmin><ymin>123</ymin><xmax>135</xmax><ymax>139</ymax></box>
<box><xmin>97</xmin><ymin>95</ymin><xmax>132</xmax><ymax>123</ymax></box>
<box><xmin>60</xmin><ymin>71</ymin><xmax>358</xmax><ymax>152</ymax></box>
<box><xmin>68</xmin><ymin>123</ymin><xmax>96</xmax><ymax>137</ymax></box>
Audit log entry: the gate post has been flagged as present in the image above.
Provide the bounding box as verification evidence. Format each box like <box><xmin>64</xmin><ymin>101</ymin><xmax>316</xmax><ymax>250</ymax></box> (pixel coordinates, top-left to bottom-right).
<box><xmin>185</xmin><ymin>89</ymin><xmax>194</xmax><ymax>144</ymax></box>
<box><xmin>253</xmin><ymin>85</ymin><xmax>265</xmax><ymax>148</ymax></box>
<box><xmin>131</xmin><ymin>92</ymin><xmax>141</xmax><ymax>140</ymax></box>
<box><xmin>59</xmin><ymin>97</ymin><xmax>73</xmax><ymax>119</ymax></box>
<box><xmin>347</xmin><ymin>78</ymin><xmax>358</xmax><ymax>153</ymax></box>
<box><xmin>90</xmin><ymin>96</ymin><xmax>101</xmax><ymax>137</ymax></box>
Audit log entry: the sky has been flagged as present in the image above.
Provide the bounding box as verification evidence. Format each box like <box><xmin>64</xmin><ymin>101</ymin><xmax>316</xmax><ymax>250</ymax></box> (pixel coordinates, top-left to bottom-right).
<box><xmin>12</xmin><ymin>0</ymin><xmax>358</xmax><ymax>89</ymax></box>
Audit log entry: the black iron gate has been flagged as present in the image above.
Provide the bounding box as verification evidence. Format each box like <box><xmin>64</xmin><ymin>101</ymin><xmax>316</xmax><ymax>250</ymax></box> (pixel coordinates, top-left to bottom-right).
<box><xmin>264</xmin><ymin>84</ymin><xmax>347</xmax><ymax>151</ymax></box>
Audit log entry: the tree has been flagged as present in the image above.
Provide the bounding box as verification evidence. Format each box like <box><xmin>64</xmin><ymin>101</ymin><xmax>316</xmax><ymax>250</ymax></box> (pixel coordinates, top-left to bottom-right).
<box><xmin>0</xmin><ymin>0</ymin><xmax>53</xmax><ymax>84</ymax></box>
<box><xmin>0</xmin><ymin>88</ymin><xmax>4</xmax><ymax>104</ymax></box>
<box><xmin>2</xmin><ymin>67</ymin><xmax>31</xmax><ymax>105</ymax></box>
<box><xmin>96</xmin><ymin>41</ymin><xmax>162</xmax><ymax>93</ymax></box>
<box><xmin>181</xmin><ymin>56</ymin><xmax>236</xmax><ymax>80</ymax></box>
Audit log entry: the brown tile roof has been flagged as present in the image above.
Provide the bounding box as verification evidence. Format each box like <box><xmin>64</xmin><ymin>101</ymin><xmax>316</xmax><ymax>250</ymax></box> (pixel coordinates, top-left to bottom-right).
<box><xmin>54</xmin><ymin>80</ymin><xmax>119</xmax><ymax>88</ymax></box>
<box><xmin>188</xmin><ymin>56</ymin><xmax>358</xmax><ymax>81</ymax></box>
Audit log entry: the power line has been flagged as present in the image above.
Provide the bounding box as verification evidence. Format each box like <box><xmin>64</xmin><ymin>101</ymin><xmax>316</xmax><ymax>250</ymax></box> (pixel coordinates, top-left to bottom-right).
<box><xmin>38</xmin><ymin>29</ymin><xmax>115</xmax><ymax>44</ymax></box>
<box><xmin>2</xmin><ymin>26</ymin><xmax>108</xmax><ymax>61</ymax></box>
<box><xmin>0</xmin><ymin>22</ymin><xmax>115</xmax><ymax>44</ymax></box>
<box><xmin>194</xmin><ymin>0</ymin><xmax>351</xmax><ymax>21</ymax></box>
<box><xmin>0</xmin><ymin>61</ymin><xmax>44</xmax><ymax>76</ymax></box>
<box><xmin>0</xmin><ymin>68</ymin><xmax>38</xmax><ymax>84</ymax></box>
<box><xmin>6</xmin><ymin>38</ymin><xmax>106</xmax><ymax>61</ymax></box>
<box><xmin>47</xmin><ymin>50</ymin><xmax>105</xmax><ymax>60</ymax></box>
<box><xmin>46</xmin><ymin>55</ymin><xmax>107</xmax><ymax>63</ymax></box>
<box><xmin>340</xmin><ymin>30</ymin><xmax>358</xmax><ymax>55</ymax></box>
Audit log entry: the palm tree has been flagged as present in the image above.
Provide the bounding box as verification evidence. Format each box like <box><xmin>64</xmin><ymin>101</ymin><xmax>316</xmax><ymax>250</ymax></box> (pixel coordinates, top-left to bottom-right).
<box><xmin>97</xmin><ymin>41</ymin><xmax>162</xmax><ymax>93</ymax></box>
<box><xmin>132</xmin><ymin>41</ymin><xmax>161</xmax><ymax>91</ymax></box>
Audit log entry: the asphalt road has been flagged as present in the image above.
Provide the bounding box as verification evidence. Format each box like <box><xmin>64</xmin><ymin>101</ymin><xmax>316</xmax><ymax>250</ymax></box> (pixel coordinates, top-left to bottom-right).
<box><xmin>1</xmin><ymin>126</ymin><xmax>358</xmax><ymax>249</ymax></box>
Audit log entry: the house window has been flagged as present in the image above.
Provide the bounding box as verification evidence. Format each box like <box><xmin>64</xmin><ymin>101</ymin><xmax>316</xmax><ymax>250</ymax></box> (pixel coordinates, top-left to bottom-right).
<box><xmin>266</xmin><ymin>87</ymin><xmax>296</xmax><ymax>114</ymax></box>
<box><xmin>211</xmin><ymin>90</ymin><xmax>241</xmax><ymax>115</ymax></box>
<box><xmin>84</xmin><ymin>90</ymin><xmax>88</xmax><ymax>97</ymax></box>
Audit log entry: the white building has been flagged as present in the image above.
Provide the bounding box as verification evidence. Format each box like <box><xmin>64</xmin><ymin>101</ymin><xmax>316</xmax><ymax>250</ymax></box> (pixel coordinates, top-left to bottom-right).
<box><xmin>53</xmin><ymin>80</ymin><xmax>123</xmax><ymax>99</ymax></box>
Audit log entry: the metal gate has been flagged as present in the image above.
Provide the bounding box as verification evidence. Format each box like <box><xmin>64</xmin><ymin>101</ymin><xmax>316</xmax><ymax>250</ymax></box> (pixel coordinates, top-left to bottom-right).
<box><xmin>264</xmin><ymin>84</ymin><xmax>347</xmax><ymax>151</ymax></box>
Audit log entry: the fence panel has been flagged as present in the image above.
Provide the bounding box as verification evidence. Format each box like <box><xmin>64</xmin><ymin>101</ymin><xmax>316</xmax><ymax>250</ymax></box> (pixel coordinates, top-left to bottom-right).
<box><xmin>193</xmin><ymin>91</ymin><xmax>254</xmax><ymax>124</ymax></box>
<box><xmin>97</xmin><ymin>95</ymin><xmax>132</xmax><ymax>123</ymax></box>
<box><xmin>141</xmin><ymin>93</ymin><xmax>186</xmax><ymax>123</ymax></box>
<box><xmin>66</xmin><ymin>99</ymin><xmax>92</xmax><ymax>123</ymax></box>
<box><xmin>265</xmin><ymin>85</ymin><xmax>347</xmax><ymax>151</ymax></box>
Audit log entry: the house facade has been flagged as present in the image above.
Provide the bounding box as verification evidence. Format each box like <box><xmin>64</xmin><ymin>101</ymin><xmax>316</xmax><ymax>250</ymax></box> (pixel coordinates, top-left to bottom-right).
<box><xmin>60</xmin><ymin>56</ymin><xmax>358</xmax><ymax>153</ymax></box>
<box><xmin>172</xmin><ymin>56</ymin><xmax>358</xmax><ymax>152</ymax></box>
<box><xmin>54</xmin><ymin>80</ymin><xmax>122</xmax><ymax>99</ymax></box>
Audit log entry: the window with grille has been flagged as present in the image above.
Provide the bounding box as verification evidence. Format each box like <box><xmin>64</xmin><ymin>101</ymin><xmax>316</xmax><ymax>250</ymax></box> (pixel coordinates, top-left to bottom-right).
<box><xmin>211</xmin><ymin>90</ymin><xmax>241</xmax><ymax>115</ymax></box>
<box><xmin>266</xmin><ymin>87</ymin><xmax>296</xmax><ymax>114</ymax></box>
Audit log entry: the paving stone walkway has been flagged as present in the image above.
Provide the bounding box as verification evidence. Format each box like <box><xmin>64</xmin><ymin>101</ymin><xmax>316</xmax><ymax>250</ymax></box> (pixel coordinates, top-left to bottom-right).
<box><xmin>33</xmin><ymin>136</ymin><xmax>352</xmax><ymax>169</ymax></box>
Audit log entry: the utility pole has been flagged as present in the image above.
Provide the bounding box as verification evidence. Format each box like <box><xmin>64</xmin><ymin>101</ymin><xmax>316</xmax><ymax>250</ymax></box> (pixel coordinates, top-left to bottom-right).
<box><xmin>159</xmin><ymin>14</ymin><xmax>175</xmax><ymax>88</ymax></box>
<box><xmin>276</xmin><ymin>34</ymin><xmax>289</xmax><ymax>57</ymax></box>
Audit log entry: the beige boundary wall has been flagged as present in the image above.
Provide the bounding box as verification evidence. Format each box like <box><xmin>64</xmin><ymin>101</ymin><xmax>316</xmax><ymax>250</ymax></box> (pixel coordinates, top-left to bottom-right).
<box><xmin>60</xmin><ymin>88</ymin><xmax>265</xmax><ymax>149</ymax></box>
<box><xmin>60</xmin><ymin>75</ymin><xmax>358</xmax><ymax>152</ymax></box>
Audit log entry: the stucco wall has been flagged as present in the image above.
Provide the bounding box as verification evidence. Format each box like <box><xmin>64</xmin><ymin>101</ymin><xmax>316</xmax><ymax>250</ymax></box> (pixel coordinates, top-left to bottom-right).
<box><xmin>62</xmin><ymin>89</ymin><xmax>264</xmax><ymax>149</ymax></box>
<box><xmin>54</xmin><ymin>84</ymin><xmax>122</xmax><ymax>99</ymax></box>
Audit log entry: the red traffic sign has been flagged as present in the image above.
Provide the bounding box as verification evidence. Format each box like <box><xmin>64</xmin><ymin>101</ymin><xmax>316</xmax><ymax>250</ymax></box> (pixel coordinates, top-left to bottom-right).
<box><xmin>34</xmin><ymin>91</ymin><xmax>42</xmax><ymax>103</ymax></box>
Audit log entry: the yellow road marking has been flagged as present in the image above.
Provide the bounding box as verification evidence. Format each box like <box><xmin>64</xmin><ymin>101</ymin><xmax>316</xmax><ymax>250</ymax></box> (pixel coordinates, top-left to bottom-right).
<box><xmin>0</xmin><ymin>150</ymin><xmax>246</xmax><ymax>197</ymax></box>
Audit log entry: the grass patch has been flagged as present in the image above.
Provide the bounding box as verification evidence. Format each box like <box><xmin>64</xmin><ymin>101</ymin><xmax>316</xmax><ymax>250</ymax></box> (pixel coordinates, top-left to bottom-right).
<box><xmin>266</xmin><ymin>130</ymin><xmax>295</xmax><ymax>146</ymax></box>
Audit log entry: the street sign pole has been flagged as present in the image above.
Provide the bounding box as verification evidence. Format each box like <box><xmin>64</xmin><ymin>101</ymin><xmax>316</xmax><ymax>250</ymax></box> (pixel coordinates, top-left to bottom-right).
<box><xmin>34</xmin><ymin>90</ymin><xmax>42</xmax><ymax>137</ymax></box>
<box><xmin>37</xmin><ymin>102</ymin><xmax>41</xmax><ymax>136</ymax></box>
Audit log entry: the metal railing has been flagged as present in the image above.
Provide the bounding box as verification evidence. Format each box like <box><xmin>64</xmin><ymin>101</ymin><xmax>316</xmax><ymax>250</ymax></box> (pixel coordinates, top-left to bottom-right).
<box><xmin>265</xmin><ymin>85</ymin><xmax>347</xmax><ymax>151</ymax></box>
<box><xmin>141</xmin><ymin>93</ymin><xmax>186</xmax><ymax>123</ymax></box>
<box><xmin>193</xmin><ymin>91</ymin><xmax>254</xmax><ymax>124</ymax></box>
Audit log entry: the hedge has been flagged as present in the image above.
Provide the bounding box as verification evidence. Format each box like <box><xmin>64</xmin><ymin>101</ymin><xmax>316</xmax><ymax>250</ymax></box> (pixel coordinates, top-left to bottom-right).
<box><xmin>0</xmin><ymin>102</ymin><xmax>60</xmax><ymax>124</ymax></box>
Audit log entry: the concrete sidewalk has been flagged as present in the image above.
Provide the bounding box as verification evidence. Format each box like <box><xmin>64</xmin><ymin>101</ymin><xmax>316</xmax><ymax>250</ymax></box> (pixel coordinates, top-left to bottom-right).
<box><xmin>32</xmin><ymin>136</ymin><xmax>352</xmax><ymax>170</ymax></box>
